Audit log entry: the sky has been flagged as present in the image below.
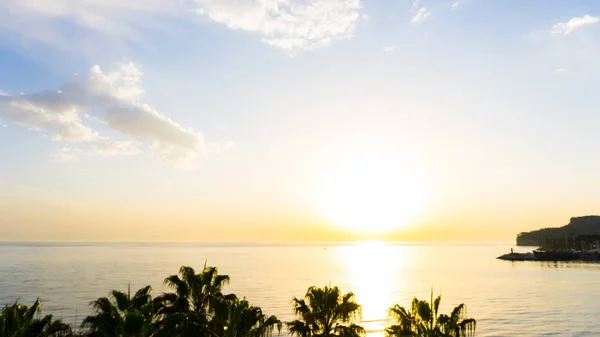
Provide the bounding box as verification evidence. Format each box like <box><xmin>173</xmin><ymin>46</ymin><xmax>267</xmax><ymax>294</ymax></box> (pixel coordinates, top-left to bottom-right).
<box><xmin>1</xmin><ymin>0</ymin><xmax>600</xmax><ymax>242</ymax></box>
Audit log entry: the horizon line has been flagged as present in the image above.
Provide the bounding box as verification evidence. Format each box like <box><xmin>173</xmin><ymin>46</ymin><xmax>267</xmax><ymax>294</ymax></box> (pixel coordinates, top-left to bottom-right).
<box><xmin>0</xmin><ymin>240</ymin><xmax>515</xmax><ymax>245</ymax></box>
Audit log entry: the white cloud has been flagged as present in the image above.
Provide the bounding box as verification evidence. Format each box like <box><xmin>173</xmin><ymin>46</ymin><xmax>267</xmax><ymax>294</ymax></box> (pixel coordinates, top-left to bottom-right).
<box><xmin>0</xmin><ymin>61</ymin><xmax>213</xmax><ymax>168</ymax></box>
<box><xmin>551</xmin><ymin>15</ymin><xmax>599</xmax><ymax>36</ymax></box>
<box><xmin>90</xmin><ymin>139</ymin><xmax>141</xmax><ymax>157</ymax></box>
<box><xmin>106</xmin><ymin>103</ymin><xmax>205</xmax><ymax>165</ymax></box>
<box><xmin>0</xmin><ymin>89</ymin><xmax>6</xmax><ymax>96</ymax></box>
<box><xmin>52</xmin><ymin>140</ymin><xmax>140</xmax><ymax>162</ymax></box>
<box><xmin>3</xmin><ymin>95</ymin><xmax>100</xmax><ymax>142</ymax></box>
<box><xmin>84</xmin><ymin>113</ymin><xmax>107</xmax><ymax>124</ymax></box>
<box><xmin>412</xmin><ymin>7</ymin><xmax>431</xmax><ymax>23</ymax></box>
<box><xmin>383</xmin><ymin>46</ymin><xmax>396</xmax><ymax>52</ymax></box>
<box><xmin>452</xmin><ymin>1</ymin><xmax>460</xmax><ymax>9</ymax></box>
<box><xmin>1</xmin><ymin>0</ymin><xmax>364</xmax><ymax>53</ymax></box>
<box><xmin>196</xmin><ymin>0</ymin><xmax>362</xmax><ymax>51</ymax></box>
<box><xmin>555</xmin><ymin>68</ymin><xmax>566</xmax><ymax>74</ymax></box>
<box><xmin>0</xmin><ymin>0</ymin><xmax>179</xmax><ymax>46</ymax></box>
<box><xmin>52</xmin><ymin>147</ymin><xmax>83</xmax><ymax>162</ymax></box>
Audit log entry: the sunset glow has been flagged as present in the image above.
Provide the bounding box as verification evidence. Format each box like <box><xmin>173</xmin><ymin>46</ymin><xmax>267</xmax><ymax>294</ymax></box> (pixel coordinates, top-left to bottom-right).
<box><xmin>318</xmin><ymin>157</ymin><xmax>426</xmax><ymax>233</ymax></box>
<box><xmin>1</xmin><ymin>0</ymin><xmax>599</xmax><ymax>244</ymax></box>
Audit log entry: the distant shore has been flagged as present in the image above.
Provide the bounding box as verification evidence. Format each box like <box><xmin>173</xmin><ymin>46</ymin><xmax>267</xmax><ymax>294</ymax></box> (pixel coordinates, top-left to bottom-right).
<box><xmin>498</xmin><ymin>249</ymin><xmax>600</xmax><ymax>262</ymax></box>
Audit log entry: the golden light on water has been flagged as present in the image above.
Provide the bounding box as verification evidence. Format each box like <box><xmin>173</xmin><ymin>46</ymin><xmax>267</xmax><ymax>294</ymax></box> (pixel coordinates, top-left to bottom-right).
<box><xmin>339</xmin><ymin>241</ymin><xmax>408</xmax><ymax>336</ymax></box>
<box><xmin>318</xmin><ymin>157</ymin><xmax>426</xmax><ymax>234</ymax></box>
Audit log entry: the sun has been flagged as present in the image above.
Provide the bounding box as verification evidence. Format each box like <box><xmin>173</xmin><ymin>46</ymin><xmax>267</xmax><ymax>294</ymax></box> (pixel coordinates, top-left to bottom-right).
<box><xmin>318</xmin><ymin>157</ymin><xmax>425</xmax><ymax>233</ymax></box>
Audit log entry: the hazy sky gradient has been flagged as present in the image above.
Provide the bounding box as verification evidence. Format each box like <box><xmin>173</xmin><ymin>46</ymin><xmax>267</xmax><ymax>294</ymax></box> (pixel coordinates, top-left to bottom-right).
<box><xmin>1</xmin><ymin>0</ymin><xmax>600</xmax><ymax>242</ymax></box>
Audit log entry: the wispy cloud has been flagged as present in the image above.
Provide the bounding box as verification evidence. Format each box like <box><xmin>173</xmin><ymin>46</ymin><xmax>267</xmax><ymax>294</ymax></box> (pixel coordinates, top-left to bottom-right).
<box><xmin>452</xmin><ymin>1</ymin><xmax>460</xmax><ymax>9</ymax></box>
<box><xmin>551</xmin><ymin>15</ymin><xmax>599</xmax><ymax>35</ymax></box>
<box><xmin>0</xmin><ymin>61</ymin><xmax>221</xmax><ymax>168</ymax></box>
<box><xmin>52</xmin><ymin>147</ymin><xmax>84</xmax><ymax>162</ymax></box>
<box><xmin>412</xmin><ymin>7</ymin><xmax>431</xmax><ymax>23</ymax></box>
<box><xmin>0</xmin><ymin>0</ymin><xmax>180</xmax><ymax>51</ymax></box>
<box><xmin>383</xmin><ymin>46</ymin><xmax>397</xmax><ymax>53</ymax></box>
<box><xmin>196</xmin><ymin>0</ymin><xmax>363</xmax><ymax>51</ymax></box>
<box><xmin>1</xmin><ymin>0</ymin><xmax>363</xmax><ymax>53</ymax></box>
<box><xmin>555</xmin><ymin>68</ymin><xmax>566</xmax><ymax>74</ymax></box>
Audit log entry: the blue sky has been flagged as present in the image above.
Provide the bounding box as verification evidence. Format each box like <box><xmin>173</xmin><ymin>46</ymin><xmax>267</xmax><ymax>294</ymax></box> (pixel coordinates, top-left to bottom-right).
<box><xmin>1</xmin><ymin>0</ymin><xmax>600</xmax><ymax>241</ymax></box>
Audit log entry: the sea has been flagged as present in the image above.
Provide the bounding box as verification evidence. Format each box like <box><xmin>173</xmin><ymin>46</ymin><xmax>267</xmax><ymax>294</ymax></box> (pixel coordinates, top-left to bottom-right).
<box><xmin>1</xmin><ymin>242</ymin><xmax>599</xmax><ymax>336</ymax></box>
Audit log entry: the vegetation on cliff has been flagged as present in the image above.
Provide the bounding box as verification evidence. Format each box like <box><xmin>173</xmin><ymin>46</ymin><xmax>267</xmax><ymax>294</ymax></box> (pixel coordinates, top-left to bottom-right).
<box><xmin>516</xmin><ymin>216</ymin><xmax>600</xmax><ymax>246</ymax></box>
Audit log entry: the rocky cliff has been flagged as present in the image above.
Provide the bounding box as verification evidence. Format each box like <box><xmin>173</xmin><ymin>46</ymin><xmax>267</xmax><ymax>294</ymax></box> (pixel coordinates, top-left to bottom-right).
<box><xmin>516</xmin><ymin>216</ymin><xmax>600</xmax><ymax>246</ymax></box>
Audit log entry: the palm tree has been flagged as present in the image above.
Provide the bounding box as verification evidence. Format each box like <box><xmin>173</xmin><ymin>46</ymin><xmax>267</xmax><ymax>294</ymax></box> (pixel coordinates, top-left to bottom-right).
<box><xmin>160</xmin><ymin>265</ymin><xmax>231</xmax><ymax>313</ymax></box>
<box><xmin>437</xmin><ymin>304</ymin><xmax>476</xmax><ymax>337</ymax></box>
<box><xmin>155</xmin><ymin>265</ymin><xmax>232</xmax><ymax>337</ymax></box>
<box><xmin>82</xmin><ymin>285</ymin><xmax>154</xmax><ymax>337</ymax></box>
<box><xmin>385</xmin><ymin>293</ymin><xmax>476</xmax><ymax>337</ymax></box>
<box><xmin>287</xmin><ymin>285</ymin><xmax>365</xmax><ymax>337</ymax></box>
<box><xmin>217</xmin><ymin>297</ymin><xmax>281</xmax><ymax>337</ymax></box>
<box><xmin>0</xmin><ymin>298</ymin><xmax>72</xmax><ymax>337</ymax></box>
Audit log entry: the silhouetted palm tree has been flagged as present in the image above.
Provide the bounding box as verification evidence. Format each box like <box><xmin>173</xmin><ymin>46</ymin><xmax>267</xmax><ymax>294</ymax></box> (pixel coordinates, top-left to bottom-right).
<box><xmin>287</xmin><ymin>285</ymin><xmax>365</xmax><ymax>337</ymax></box>
<box><xmin>0</xmin><ymin>298</ymin><xmax>72</xmax><ymax>337</ymax></box>
<box><xmin>155</xmin><ymin>265</ymin><xmax>233</xmax><ymax>337</ymax></box>
<box><xmin>385</xmin><ymin>293</ymin><xmax>476</xmax><ymax>337</ymax></box>
<box><xmin>82</xmin><ymin>285</ymin><xmax>154</xmax><ymax>337</ymax></box>
<box><xmin>216</xmin><ymin>297</ymin><xmax>281</xmax><ymax>337</ymax></box>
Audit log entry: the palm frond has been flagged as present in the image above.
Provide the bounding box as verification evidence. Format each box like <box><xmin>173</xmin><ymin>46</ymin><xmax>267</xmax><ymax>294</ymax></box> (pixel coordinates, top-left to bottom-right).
<box><xmin>26</xmin><ymin>298</ymin><xmax>41</xmax><ymax>320</ymax></box>
<box><xmin>286</xmin><ymin>320</ymin><xmax>312</xmax><ymax>337</ymax></box>
<box><xmin>385</xmin><ymin>324</ymin><xmax>419</xmax><ymax>337</ymax></box>
<box><xmin>111</xmin><ymin>290</ymin><xmax>130</xmax><ymax>312</ymax></box>
<box><xmin>90</xmin><ymin>297</ymin><xmax>115</xmax><ymax>314</ymax></box>
<box><xmin>457</xmin><ymin>318</ymin><xmax>476</xmax><ymax>337</ymax></box>
<box><xmin>335</xmin><ymin>323</ymin><xmax>366</xmax><ymax>337</ymax></box>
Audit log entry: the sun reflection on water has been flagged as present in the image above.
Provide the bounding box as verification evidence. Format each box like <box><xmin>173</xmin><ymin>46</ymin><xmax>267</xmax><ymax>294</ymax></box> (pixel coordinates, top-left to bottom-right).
<box><xmin>338</xmin><ymin>241</ymin><xmax>408</xmax><ymax>337</ymax></box>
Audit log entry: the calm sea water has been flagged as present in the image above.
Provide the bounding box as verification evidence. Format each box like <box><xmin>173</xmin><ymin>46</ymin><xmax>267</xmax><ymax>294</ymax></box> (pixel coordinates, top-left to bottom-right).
<box><xmin>1</xmin><ymin>242</ymin><xmax>599</xmax><ymax>336</ymax></box>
